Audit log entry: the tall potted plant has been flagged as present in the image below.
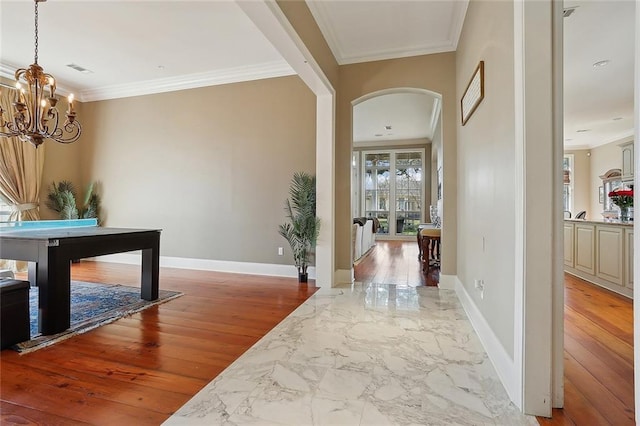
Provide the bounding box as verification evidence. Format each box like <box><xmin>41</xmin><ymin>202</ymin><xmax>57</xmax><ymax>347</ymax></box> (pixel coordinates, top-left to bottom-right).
<box><xmin>278</xmin><ymin>172</ymin><xmax>320</xmax><ymax>282</ymax></box>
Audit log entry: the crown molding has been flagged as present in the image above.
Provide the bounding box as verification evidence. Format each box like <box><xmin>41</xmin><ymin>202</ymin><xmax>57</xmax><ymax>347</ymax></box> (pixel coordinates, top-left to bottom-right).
<box><xmin>2</xmin><ymin>61</ymin><xmax>296</xmax><ymax>102</ymax></box>
<box><xmin>338</xmin><ymin>42</ymin><xmax>458</xmax><ymax>66</ymax></box>
<box><xmin>307</xmin><ymin>0</ymin><xmax>468</xmax><ymax>65</ymax></box>
<box><xmin>79</xmin><ymin>61</ymin><xmax>296</xmax><ymax>102</ymax></box>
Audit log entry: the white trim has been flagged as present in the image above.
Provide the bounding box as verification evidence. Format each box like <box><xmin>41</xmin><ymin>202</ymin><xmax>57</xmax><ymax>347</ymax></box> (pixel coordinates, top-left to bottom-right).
<box><xmin>91</xmin><ymin>253</ymin><xmax>315</xmax><ymax>279</ymax></box>
<box><xmin>552</xmin><ymin>0</ymin><xmax>565</xmax><ymax>408</ymax></box>
<box><xmin>513</xmin><ymin>0</ymin><xmax>526</xmax><ymax>412</ymax></box>
<box><xmin>453</xmin><ymin>276</ymin><xmax>519</xmax><ymax>403</ymax></box>
<box><xmin>428</xmin><ymin>98</ymin><xmax>442</xmax><ymax>142</ymax></box>
<box><xmin>78</xmin><ymin>61</ymin><xmax>295</xmax><ymax>102</ymax></box>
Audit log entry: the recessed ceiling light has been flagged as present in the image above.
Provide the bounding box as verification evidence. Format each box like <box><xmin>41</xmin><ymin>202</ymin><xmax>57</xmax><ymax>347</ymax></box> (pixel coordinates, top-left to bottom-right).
<box><xmin>592</xmin><ymin>60</ymin><xmax>610</xmax><ymax>68</ymax></box>
<box><xmin>576</xmin><ymin>129</ymin><xmax>590</xmax><ymax>133</ymax></box>
<box><xmin>66</xmin><ymin>63</ymin><xmax>93</xmax><ymax>74</ymax></box>
<box><xmin>612</xmin><ymin>117</ymin><xmax>623</xmax><ymax>121</ymax></box>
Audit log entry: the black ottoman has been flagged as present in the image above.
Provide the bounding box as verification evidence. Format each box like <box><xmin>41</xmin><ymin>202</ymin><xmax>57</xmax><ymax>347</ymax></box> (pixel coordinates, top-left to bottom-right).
<box><xmin>0</xmin><ymin>279</ymin><xmax>31</xmax><ymax>349</ymax></box>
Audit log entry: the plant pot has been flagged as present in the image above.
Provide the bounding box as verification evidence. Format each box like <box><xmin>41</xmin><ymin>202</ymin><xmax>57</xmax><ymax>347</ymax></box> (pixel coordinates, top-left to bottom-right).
<box><xmin>298</xmin><ymin>272</ymin><xmax>308</xmax><ymax>283</ymax></box>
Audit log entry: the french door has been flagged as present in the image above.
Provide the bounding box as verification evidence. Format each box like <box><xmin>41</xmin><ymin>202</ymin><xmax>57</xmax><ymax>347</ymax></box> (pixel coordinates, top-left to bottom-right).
<box><xmin>362</xmin><ymin>149</ymin><xmax>424</xmax><ymax>237</ymax></box>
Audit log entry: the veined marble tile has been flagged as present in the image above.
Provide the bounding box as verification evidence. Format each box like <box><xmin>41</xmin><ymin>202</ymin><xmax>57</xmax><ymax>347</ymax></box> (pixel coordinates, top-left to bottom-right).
<box><xmin>164</xmin><ymin>283</ymin><xmax>538</xmax><ymax>426</ymax></box>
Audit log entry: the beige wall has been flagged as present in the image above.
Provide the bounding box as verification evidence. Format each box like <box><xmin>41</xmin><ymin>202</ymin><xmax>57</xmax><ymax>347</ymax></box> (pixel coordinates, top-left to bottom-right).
<box><xmin>564</xmin><ymin>149</ymin><xmax>591</xmax><ymax>219</ymax></box>
<box><xmin>589</xmin><ymin>139</ymin><xmax>628</xmax><ymax>217</ymax></box>
<box><xmin>456</xmin><ymin>0</ymin><xmax>515</xmax><ymax>356</ymax></box>
<box><xmin>71</xmin><ymin>76</ymin><xmax>316</xmax><ymax>265</ymax></box>
<box><xmin>337</xmin><ymin>54</ymin><xmax>457</xmax><ymax>272</ymax></box>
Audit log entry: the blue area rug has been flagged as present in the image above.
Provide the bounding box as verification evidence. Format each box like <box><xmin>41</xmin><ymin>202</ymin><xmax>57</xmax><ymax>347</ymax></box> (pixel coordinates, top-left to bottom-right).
<box><xmin>15</xmin><ymin>281</ymin><xmax>182</xmax><ymax>353</ymax></box>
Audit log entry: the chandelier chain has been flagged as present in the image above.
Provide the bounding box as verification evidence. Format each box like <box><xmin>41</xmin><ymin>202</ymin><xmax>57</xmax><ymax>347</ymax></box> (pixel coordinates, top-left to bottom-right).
<box><xmin>34</xmin><ymin>0</ymin><xmax>39</xmax><ymax>64</ymax></box>
<box><xmin>0</xmin><ymin>0</ymin><xmax>81</xmax><ymax>147</ymax></box>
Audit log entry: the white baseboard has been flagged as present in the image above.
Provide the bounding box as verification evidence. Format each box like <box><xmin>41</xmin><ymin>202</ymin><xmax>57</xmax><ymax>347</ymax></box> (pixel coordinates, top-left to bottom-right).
<box><xmin>91</xmin><ymin>253</ymin><xmax>315</xmax><ymax>279</ymax></box>
<box><xmin>438</xmin><ymin>274</ymin><xmax>456</xmax><ymax>290</ymax></box>
<box><xmin>453</xmin><ymin>276</ymin><xmax>519</xmax><ymax>406</ymax></box>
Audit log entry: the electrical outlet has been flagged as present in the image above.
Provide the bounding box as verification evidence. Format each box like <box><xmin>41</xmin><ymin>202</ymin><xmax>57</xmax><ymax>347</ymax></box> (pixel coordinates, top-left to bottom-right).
<box><xmin>278</xmin><ymin>247</ymin><xmax>284</xmax><ymax>256</ymax></box>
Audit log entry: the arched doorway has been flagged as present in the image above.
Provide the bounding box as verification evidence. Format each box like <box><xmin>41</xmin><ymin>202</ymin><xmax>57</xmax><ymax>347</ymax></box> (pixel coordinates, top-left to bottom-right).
<box><xmin>351</xmin><ymin>88</ymin><xmax>443</xmax><ymax>261</ymax></box>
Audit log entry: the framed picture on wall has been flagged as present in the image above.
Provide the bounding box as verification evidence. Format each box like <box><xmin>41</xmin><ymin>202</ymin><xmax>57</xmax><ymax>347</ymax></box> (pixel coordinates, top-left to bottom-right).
<box><xmin>599</xmin><ymin>186</ymin><xmax>604</xmax><ymax>204</ymax></box>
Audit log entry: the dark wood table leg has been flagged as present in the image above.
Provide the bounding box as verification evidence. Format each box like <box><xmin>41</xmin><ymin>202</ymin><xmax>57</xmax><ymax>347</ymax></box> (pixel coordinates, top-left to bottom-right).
<box><xmin>38</xmin><ymin>248</ymin><xmax>71</xmax><ymax>335</ymax></box>
<box><xmin>141</xmin><ymin>235</ymin><xmax>160</xmax><ymax>301</ymax></box>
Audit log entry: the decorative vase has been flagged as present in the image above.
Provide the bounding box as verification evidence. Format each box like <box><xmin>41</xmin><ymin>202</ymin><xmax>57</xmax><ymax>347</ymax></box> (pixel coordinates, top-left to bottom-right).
<box><xmin>620</xmin><ymin>206</ymin><xmax>630</xmax><ymax>222</ymax></box>
<box><xmin>298</xmin><ymin>272</ymin><xmax>308</xmax><ymax>283</ymax></box>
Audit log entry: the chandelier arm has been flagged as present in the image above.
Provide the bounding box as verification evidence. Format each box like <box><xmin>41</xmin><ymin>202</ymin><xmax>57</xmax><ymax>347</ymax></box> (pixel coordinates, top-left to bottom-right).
<box><xmin>52</xmin><ymin>121</ymin><xmax>82</xmax><ymax>144</ymax></box>
<box><xmin>39</xmin><ymin>106</ymin><xmax>59</xmax><ymax>136</ymax></box>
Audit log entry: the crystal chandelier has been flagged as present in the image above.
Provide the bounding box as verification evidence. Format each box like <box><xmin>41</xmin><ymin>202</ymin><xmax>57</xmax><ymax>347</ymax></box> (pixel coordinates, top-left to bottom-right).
<box><xmin>0</xmin><ymin>0</ymin><xmax>81</xmax><ymax>148</ymax></box>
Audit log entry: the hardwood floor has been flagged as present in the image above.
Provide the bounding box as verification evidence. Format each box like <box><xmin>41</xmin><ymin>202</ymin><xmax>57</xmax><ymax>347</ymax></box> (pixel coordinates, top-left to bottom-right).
<box><xmin>1</xmin><ymin>244</ymin><xmax>634</xmax><ymax>425</ymax></box>
<box><xmin>537</xmin><ymin>273</ymin><xmax>635</xmax><ymax>425</ymax></box>
<box><xmin>0</xmin><ymin>262</ymin><xmax>318</xmax><ymax>425</ymax></box>
<box><xmin>354</xmin><ymin>239</ymin><xmax>439</xmax><ymax>286</ymax></box>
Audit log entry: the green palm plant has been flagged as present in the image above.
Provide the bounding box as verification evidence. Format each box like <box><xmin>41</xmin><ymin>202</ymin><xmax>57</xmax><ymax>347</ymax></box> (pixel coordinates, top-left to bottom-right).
<box><xmin>46</xmin><ymin>181</ymin><xmax>101</xmax><ymax>224</ymax></box>
<box><xmin>46</xmin><ymin>181</ymin><xmax>79</xmax><ymax>220</ymax></box>
<box><xmin>278</xmin><ymin>172</ymin><xmax>320</xmax><ymax>282</ymax></box>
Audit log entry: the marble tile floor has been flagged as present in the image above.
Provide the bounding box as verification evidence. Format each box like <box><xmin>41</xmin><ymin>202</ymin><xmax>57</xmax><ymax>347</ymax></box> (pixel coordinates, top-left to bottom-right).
<box><xmin>164</xmin><ymin>284</ymin><xmax>538</xmax><ymax>426</ymax></box>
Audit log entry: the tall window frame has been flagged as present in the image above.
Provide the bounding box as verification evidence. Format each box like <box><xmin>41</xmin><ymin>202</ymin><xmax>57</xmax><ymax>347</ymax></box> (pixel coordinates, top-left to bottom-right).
<box><xmin>361</xmin><ymin>148</ymin><xmax>425</xmax><ymax>238</ymax></box>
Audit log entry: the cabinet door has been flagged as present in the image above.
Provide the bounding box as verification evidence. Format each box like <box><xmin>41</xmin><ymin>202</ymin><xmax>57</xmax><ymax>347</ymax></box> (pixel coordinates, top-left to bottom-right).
<box><xmin>564</xmin><ymin>223</ymin><xmax>574</xmax><ymax>268</ymax></box>
<box><xmin>596</xmin><ymin>225</ymin><xmax>624</xmax><ymax>286</ymax></box>
<box><xmin>575</xmin><ymin>224</ymin><xmax>595</xmax><ymax>275</ymax></box>
<box><xmin>626</xmin><ymin>229</ymin><xmax>634</xmax><ymax>289</ymax></box>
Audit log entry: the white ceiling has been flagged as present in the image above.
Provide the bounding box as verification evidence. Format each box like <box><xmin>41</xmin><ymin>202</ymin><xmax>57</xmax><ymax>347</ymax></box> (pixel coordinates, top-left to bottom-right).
<box><xmin>0</xmin><ymin>1</ymin><xmax>635</xmax><ymax>149</ymax></box>
<box><xmin>563</xmin><ymin>1</ymin><xmax>635</xmax><ymax>149</ymax></box>
<box><xmin>353</xmin><ymin>92</ymin><xmax>439</xmax><ymax>145</ymax></box>
<box><xmin>0</xmin><ymin>1</ymin><xmax>294</xmax><ymax>100</ymax></box>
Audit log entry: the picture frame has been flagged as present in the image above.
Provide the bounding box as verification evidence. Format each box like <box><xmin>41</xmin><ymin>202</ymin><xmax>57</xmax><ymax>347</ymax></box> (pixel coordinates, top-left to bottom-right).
<box><xmin>599</xmin><ymin>186</ymin><xmax>604</xmax><ymax>204</ymax></box>
<box><xmin>461</xmin><ymin>61</ymin><xmax>485</xmax><ymax>125</ymax></box>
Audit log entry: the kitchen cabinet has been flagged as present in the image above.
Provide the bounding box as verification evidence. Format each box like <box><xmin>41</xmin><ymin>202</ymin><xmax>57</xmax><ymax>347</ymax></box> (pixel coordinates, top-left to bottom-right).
<box><xmin>564</xmin><ymin>219</ymin><xmax>633</xmax><ymax>298</ymax></box>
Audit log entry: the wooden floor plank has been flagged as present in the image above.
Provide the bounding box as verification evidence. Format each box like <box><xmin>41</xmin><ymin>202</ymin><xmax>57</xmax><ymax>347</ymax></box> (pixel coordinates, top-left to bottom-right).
<box><xmin>1</xmin><ymin>243</ymin><xmax>634</xmax><ymax>425</ymax></box>
<box><xmin>1</xmin><ymin>261</ymin><xmax>318</xmax><ymax>425</ymax></box>
<box><xmin>0</xmin><ymin>400</ymin><xmax>93</xmax><ymax>426</ymax></box>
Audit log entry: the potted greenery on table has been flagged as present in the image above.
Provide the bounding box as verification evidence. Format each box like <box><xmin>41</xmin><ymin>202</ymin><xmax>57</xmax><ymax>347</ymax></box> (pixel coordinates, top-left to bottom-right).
<box><xmin>278</xmin><ymin>172</ymin><xmax>320</xmax><ymax>283</ymax></box>
<box><xmin>46</xmin><ymin>180</ymin><xmax>101</xmax><ymax>223</ymax></box>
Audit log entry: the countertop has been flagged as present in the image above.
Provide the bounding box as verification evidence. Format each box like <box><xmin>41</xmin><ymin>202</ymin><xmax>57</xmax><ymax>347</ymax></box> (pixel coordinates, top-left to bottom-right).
<box><xmin>564</xmin><ymin>218</ymin><xmax>634</xmax><ymax>227</ymax></box>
